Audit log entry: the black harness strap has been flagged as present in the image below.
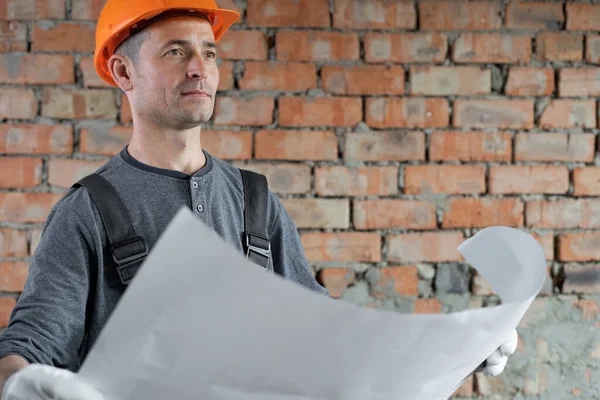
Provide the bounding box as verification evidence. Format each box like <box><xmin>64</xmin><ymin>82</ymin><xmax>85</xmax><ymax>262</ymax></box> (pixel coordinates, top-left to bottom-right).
<box><xmin>72</xmin><ymin>174</ymin><xmax>148</xmax><ymax>285</ymax></box>
<box><xmin>240</xmin><ymin>169</ymin><xmax>271</xmax><ymax>268</ymax></box>
<box><xmin>73</xmin><ymin>168</ymin><xmax>271</xmax><ymax>285</ymax></box>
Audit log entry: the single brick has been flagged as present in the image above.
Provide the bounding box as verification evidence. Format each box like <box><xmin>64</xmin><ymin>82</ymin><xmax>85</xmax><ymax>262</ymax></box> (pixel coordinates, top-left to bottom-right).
<box><xmin>515</xmin><ymin>133</ymin><xmax>595</xmax><ymax>163</ymax></box>
<box><xmin>410</xmin><ymin>66</ymin><xmax>491</xmax><ymax>95</ymax></box>
<box><xmin>315</xmin><ymin>166</ymin><xmax>398</xmax><ymax>196</ymax></box>
<box><xmin>322</xmin><ymin>65</ymin><xmax>405</xmax><ymax>95</ymax></box>
<box><xmin>429</xmin><ymin>131</ymin><xmax>511</xmax><ymax>162</ymax></box>
<box><xmin>218</xmin><ymin>30</ymin><xmax>269</xmax><ymax>60</ymax></box>
<box><xmin>301</xmin><ymin>232</ymin><xmax>381</xmax><ymax>262</ymax></box>
<box><xmin>0</xmin><ymin>262</ymin><xmax>28</xmax><ymax>292</ymax></box>
<box><xmin>0</xmin><ymin>54</ymin><xmax>74</xmax><ymax>85</ymax></box>
<box><xmin>442</xmin><ymin>197</ymin><xmax>524</xmax><ymax>228</ymax></box>
<box><xmin>404</xmin><ymin>165</ymin><xmax>486</xmax><ymax>195</ymax></box>
<box><xmin>0</xmin><ymin>193</ymin><xmax>62</xmax><ymax>223</ymax></box>
<box><xmin>559</xmin><ymin>68</ymin><xmax>600</xmax><ymax>97</ymax></box>
<box><xmin>364</xmin><ymin>33</ymin><xmax>447</xmax><ymax>63</ymax></box>
<box><xmin>539</xmin><ymin>100</ymin><xmax>596</xmax><ymax>129</ymax></box>
<box><xmin>279</xmin><ymin>97</ymin><xmax>362</xmax><ymax>127</ymax></box>
<box><xmin>353</xmin><ymin>200</ymin><xmax>436</xmax><ymax>230</ymax></box>
<box><xmin>387</xmin><ymin>232</ymin><xmax>464</xmax><ymax>263</ymax></box>
<box><xmin>31</xmin><ymin>21</ymin><xmax>95</xmax><ymax>52</ymax></box>
<box><xmin>282</xmin><ymin>198</ymin><xmax>349</xmax><ymax>229</ymax></box>
<box><xmin>573</xmin><ymin>167</ymin><xmax>600</xmax><ymax>196</ymax></box>
<box><xmin>506</xmin><ymin>2</ymin><xmax>564</xmax><ymax>30</ymax></box>
<box><xmin>344</xmin><ymin>131</ymin><xmax>425</xmax><ymax>161</ymax></box>
<box><xmin>0</xmin><ymin>124</ymin><xmax>72</xmax><ymax>154</ymax></box>
<box><xmin>247</xmin><ymin>0</ymin><xmax>330</xmax><ymax>27</ymax></box>
<box><xmin>276</xmin><ymin>31</ymin><xmax>359</xmax><ymax>61</ymax></box>
<box><xmin>231</xmin><ymin>163</ymin><xmax>311</xmax><ymax>194</ymax></box>
<box><xmin>566</xmin><ymin>3</ymin><xmax>600</xmax><ymax>31</ymax></box>
<box><xmin>0</xmin><ymin>88</ymin><xmax>37</xmax><ymax>119</ymax></box>
<box><xmin>0</xmin><ymin>0</ymin><xmax>65</xmax><ymax>19</ymax></box>
<box><xmin>212</xmin><ymin>96</ymin><xmax>274</xmax><ymax>126</ymax></box>
<box><xmin>255</xmin><ymin>130</ymin><xmax>338</xmax><ymax>160</ymax></box>
<box><xmin>0</xmin><ymin>158</ymin><xmax>42</xmax><ymax>188</ymax></box>
<box><xmin>558</xmin><ymin>232</ymin><xmax>600</xmax><ymax>262</ymax></box>
<box><xmin>536</xmin><ymin>33</ymin><xmax>583</xmax><ymax>62</ymax></box>
<box><xmin>0</xmin><ymin>228</ymin><xmax>27</xmax><ymax>258</ymax></box>
<box><xmin>453</xmin><ymin>33</ymin><xmax>531</xmax><ymax>63</ymax></box>
<box><xmin>368</xmin><ymin>266</ymin><xmax>419</xmax><ymax>298</ymax></box>
<box><xmin>453</xmin><ymin>99</ymin><xmax>534</xmax><ymax>129</ymax></box>
<box><xmin>526</xmin><ymin>199</ymin><xmax>600</xmax><ymax>229</ymax></box>
<box><xmin>332</xmin><ymin>0</ymin><xmax>416</xmax><ymax>29</ymax></box>
<box><xmin>505</xmin><ymin>67</ymin><xmax>554</xmax><ymax>96</ymax></box>
<box><xmin>490</xmin><ymin>165</ymin><xmax>569</xmax><ymax>194</ymax></box>
<box><xmin>239</xmin><ymin>62</ymin><xmax>317</xmax><ymax>92</ymax></box>
<box><xmin>563</xmin><ymin>264</ymin><xmax>600</xmax><ymax>294</ymax></box>
<box><xmin>71</xmin><ymin>0</ymin><xmax>107</xmax><ymax>20</ymax></box>
<box><xmin>41</xmin><ymin>88</ymin><xmax>116</xmax><ymax>120</ymax></box>
<box><xmin>200</xmin><ymin>130</ymin><xmax>252</xmax><ymax>160</ymax></box>
<box><xmin>366</xmin><ymin>98</ymin><xmax>449</xmax><ymax>129</ymax></box>
<box><xmin>420</xmin><ymin>1</ymin><xmax>502</xmax><ymax>30</ymax></box>
<box><xmin>586</xmin><ymin>35</ymin><xmax>600</xmax><ymax>63</ymax></box>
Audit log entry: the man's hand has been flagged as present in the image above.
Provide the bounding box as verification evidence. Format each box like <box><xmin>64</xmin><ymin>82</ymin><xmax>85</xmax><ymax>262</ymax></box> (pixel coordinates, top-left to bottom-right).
<box><xmin>1</xmin><ymin>364</ymin><xmax>103</xmax><ymax>400</ymax></box>
<box><xmin>477</xmin><ymin>329</ymin><xmax>519</xmax><ymax>377</ymax></box>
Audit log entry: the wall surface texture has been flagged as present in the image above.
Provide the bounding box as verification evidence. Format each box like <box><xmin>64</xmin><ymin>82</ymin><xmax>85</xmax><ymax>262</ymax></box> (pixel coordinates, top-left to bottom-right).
<box><xmin>0</xmin><ymin>0</ymin><xmax>599</xmax><ymax>398</ymax></box>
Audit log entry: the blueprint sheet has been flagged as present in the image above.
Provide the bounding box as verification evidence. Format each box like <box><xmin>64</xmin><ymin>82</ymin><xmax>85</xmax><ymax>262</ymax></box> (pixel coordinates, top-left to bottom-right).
<box><xmin>78</xmin><ymin>207</ymin><xmax>546</xmax><ymax>400</ymax></box>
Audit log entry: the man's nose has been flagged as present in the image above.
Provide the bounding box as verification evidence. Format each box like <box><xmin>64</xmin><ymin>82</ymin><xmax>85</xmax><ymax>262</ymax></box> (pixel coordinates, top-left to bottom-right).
<box><xmin>187</xmin><ymin>54</ymin><xmax>208</xmax><ymax>80</ymax></box>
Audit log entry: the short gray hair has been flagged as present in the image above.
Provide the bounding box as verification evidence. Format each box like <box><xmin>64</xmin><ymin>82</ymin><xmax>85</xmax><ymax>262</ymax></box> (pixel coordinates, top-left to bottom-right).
<box><xmin>114</xmin><ymin>29</ymin><xmax>151</xmax><ymax>66</ymax></box>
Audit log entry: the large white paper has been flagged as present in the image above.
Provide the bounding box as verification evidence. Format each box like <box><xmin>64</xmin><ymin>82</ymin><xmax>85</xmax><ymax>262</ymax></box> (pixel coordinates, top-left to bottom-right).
<box><xmin>78</xmin><ymin>207</ymin><xmax>546</xmax><ymax>400</ymax></box>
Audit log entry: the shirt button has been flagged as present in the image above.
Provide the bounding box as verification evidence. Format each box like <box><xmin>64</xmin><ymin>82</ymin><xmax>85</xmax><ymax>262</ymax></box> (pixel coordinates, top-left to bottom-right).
<box><xmin>192</xmin><ymin>182</ymin><xmax>198</xmax><ymax>189</ymax></box>
<box><xmin>197</xmin><ymin>204</ymin><xmax>203</xmax><ymax>212</ymax></box>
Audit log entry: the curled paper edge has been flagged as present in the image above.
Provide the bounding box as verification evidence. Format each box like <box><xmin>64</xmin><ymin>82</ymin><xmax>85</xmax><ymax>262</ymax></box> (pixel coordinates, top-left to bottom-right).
<box><xmin>456</xmin><ymin>226</ymin><xmax>547</xmax><ymax>304</ymax></box>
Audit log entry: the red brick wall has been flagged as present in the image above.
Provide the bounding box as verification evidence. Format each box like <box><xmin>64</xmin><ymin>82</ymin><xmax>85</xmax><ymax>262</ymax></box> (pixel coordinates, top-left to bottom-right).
<box><xmin>1</xmin><ymin>1</ymin><xmax>600</xmax><ymax>397</ymax></box>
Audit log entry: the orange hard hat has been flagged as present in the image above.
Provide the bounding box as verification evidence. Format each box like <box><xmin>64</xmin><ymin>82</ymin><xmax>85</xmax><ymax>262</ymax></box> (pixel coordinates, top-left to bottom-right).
<box><xmin>94</xmin><ymin>0</ymin><xmax>240</xmax><ymax>87</ymax></box>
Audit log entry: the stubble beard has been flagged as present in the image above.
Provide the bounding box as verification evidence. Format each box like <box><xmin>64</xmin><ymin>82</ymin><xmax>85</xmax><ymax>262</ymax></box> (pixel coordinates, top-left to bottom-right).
<box><xmin>169</xmin><ymin>97</ymin><xmax>215</xmax><ymax>130</ymax></box>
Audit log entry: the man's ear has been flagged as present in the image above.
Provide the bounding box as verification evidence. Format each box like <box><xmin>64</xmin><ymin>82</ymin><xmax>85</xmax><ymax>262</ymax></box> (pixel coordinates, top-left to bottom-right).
<box><xmin>108</xmin><ymin>54</ymin><xmax>134</xmax><ymax>92</ymax></box>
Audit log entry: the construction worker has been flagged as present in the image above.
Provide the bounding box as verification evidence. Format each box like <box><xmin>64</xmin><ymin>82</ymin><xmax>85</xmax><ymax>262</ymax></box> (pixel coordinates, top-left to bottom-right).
<box><xmin>0</xmin><ymin>1</ymin><xmax>518</xmax><ymax>399</ymax></box>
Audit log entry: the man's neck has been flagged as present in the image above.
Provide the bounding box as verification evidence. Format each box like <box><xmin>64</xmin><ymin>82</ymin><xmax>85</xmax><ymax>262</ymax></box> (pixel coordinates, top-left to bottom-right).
<box><xmin>127</xmin><ymin>124</ymin><xmax>207</xmax><ymax>176</ymax></box>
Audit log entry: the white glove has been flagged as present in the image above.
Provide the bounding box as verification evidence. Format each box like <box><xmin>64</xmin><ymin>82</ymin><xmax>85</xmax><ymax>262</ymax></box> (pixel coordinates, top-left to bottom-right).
<box><xmin>477</xmin><ymin>329</ymin><xmax>519</xmax><ymax>377</ymax></box>
<box><xmin>2</xmin><ymin>364</ymin><xmax>103</xmax><ymax>400</ymax></box>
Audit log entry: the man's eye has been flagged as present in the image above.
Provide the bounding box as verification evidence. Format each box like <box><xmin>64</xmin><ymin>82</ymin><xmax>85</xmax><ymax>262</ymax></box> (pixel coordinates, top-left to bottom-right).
<box><xmin>206</xmin><ymin>51</ymin><xmax>216</xmax><ymax>59</ymax></box>
<box><xmin>167</xmin><ymin>49</ymin><xmax>183</xmax><ymax>56</ymax></box>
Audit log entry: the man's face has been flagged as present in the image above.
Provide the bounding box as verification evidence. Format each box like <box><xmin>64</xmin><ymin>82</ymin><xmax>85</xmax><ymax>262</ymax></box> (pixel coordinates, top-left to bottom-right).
<box><xmin>129</xmin><ymin>16</ymin><xmax>219</xmax><ymax>130</ymax></box>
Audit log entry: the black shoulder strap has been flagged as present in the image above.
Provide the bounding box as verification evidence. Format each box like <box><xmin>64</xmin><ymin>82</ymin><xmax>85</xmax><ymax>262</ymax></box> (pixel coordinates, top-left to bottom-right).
<box><xmin>73</xmin><ymin>170</ymin><xmax>270</xmax><ymax>284</ymax></box>
<box><xmin>72</xmin><ymin>174</ymin><xmax>148</xmax><ymax>285</ymax></box>
<box><xmin>239</xmin><ymin>169</ymin><xmax>271</xmax><ymax>269</ymax></box>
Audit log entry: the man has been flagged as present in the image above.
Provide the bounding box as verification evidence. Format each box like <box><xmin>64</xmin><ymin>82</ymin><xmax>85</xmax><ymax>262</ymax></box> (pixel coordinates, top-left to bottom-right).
<box><xmin>0</xmin><ymin>1</ymin><xmax>518</xmax><ymax>399</ymax></box>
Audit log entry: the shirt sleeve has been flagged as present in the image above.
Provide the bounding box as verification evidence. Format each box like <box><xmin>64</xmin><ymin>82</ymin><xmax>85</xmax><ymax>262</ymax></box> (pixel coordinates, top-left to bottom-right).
<box><xmin>0</xmin><ymin>195</ymin><xmax>98</xmax><ymax>372</ymax></box>
<box><xmin>267</xmin><ymin>192</ymin><xmax>329</xmax><ymax>297</ymax></box>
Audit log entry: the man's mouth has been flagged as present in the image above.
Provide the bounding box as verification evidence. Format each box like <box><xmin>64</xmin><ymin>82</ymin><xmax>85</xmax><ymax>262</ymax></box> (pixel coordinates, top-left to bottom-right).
<box><xmin>182</xmin><ymin>90</ymin><xmax>211</xmax><ymax>97</ymax></box>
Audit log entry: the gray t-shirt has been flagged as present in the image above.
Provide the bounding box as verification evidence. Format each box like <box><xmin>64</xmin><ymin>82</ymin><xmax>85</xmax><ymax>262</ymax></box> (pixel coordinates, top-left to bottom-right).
<box><xmin>0</xmin><ymin>146</ymin><xmax>328</xmax><ymax>371</ymax></box>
